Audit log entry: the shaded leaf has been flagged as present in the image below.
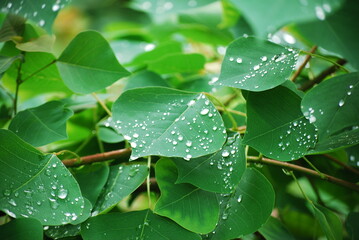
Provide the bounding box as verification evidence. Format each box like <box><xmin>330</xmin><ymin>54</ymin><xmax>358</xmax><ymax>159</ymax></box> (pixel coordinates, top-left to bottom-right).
<box><xmin>216</xmin><ymin>37</ymin><xmax>298</xmax><ymax>91</ymax></box>
<box><xmin>56</xmin><ymin>31</ymin><xmax>130</xmax><ymax>94</ymax></box>
<box><xmin>112</xmin><ymin>87</ymin><xmax>227</xmax><ymax>160</ymax></box>
<box><xmin>0</xmin><ymin>218</ymin><xmax>43</xmax><ymax>240</ymax></box>
<box><xmin>345</xmin><ymin>212</ymin><xmax>359</xmax><ymax>240</ymax></box>
<box><xmin>346</xmin><ymin>144</ymin><xmax>359</xmax><ymax>167</ymax></box>
<box><xmin>311</xmin><ymin>204</ymin><xmax>343</xmax><ymax>240</ymax></box>
<box><xmin>206</xmin><ymin>168</ymin><xmax>275</xmax><ymax>239</ymax></box>
<box><xmin>154</xmin><ymin>158</ymin><xmax>219</xmax><ymax>234</ymax></box>
<box><xmin>0</xmin><ymin>14</ymin><xmax>25</xmax><ymax>42</ymax></box>
<box><xmin>81</xmin><ymin>210</ymin><xmax>201</xmax><ymax>240</ymax></box>
<box><xmin>301</xmin><ymin>72</ymin><xmax>359</xmax><ymax>153</ymax></box>
<box><xmin>0</xmin><ymin>130</ymin><xmax>84</xmax><ymax>225</ymax></box>
<box><xmin>0</xmin><ymin>55</ymin><xmax>21</xmax><ymax>74</ymax></box>
<box><xmin>243</xmin><ymin>86</ymin><xmax>317</xmax><ymax>161</ymax></box>
<box><xmin>92</xmin><ymin>164</ymin><xmax>148</xmax><ymax>215</ymax></box>
<box><xmin>174</xmin><ymin>132</ymin><xmax>246</xmax><ymax>193</ymax></box>
<box><xmin>9</xmin><ymin>101</ymin><xmax>73</xmax><ymax>147</ymax></box>
<box><xmin>258</xmin><ymin>216</ymin><xmax>295</xmax><ymax>240</ymax></box>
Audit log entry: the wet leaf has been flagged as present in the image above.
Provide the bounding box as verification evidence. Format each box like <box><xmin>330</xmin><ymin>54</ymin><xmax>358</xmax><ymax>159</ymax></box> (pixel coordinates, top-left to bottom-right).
<box><xmin>9</xmin><ymin>101</ymin><xmax>73</xmax><ymax>147</ymax></box>
<box><xmin>0</xmin><ymin>218</ymin><xmax>43</xmax><ymax>240</ymax></box>
<box><xmin>81</xmin><ymin>210</ymin><xmax>201</xmax><ymax>240</ymax></box>
<box><xmin>92</xmin><ymin>164</ymin><xmax>148</xmax><ymax>215</ymax></box>
<box><xmin>243</xmin><ymin>86</ymin><xmax>317</xmax><ymax>161</ymax></box>
<box><xmin>302</xmin><ymin>72</ymin><xmax>359</xmax><ymax>153</ymax></box>
<box><xmin>56</xmin><ymin>31</ymin><xmax>130</xmax><ymax>94</ymax></box>
<box><xmin>206</xmin><ymin>168</ymin><xmax>275</xmax><ymax>239</ymax></box>
<box><xmin>112</xmin><ymin>87</ymin><xmax>227</xmax><ymax>160</ymax></box>
<box><xmin>174</xmin><ymin>132</ymin><xmax>246</xmax><ymax>193</ymax></box>
<box><xmin>216</xmin><ymin>37</ymin><xmax>298</xmax><ymax>92</ymax></box>
<box><xmin>154</xmin><ymin>158</ymin><xmax>219</xmax><ymax>234</ymax></box>
<box><xmin>0</xmin><ymin>130</ymin><xmax>85</xmax><ymax>225</ymax></box>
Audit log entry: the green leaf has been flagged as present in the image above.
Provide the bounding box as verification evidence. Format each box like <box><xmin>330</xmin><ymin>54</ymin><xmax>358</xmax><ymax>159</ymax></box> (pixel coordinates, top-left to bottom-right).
<box><xmin>124</xmin><ymin>70</ymin><xmax>169</xmax><ymax>91</ymax></box>
<box><xmin>301</xmin><ymin>73</ymin><xmax>359</xmax><ymax>153</ymax></box>
<box><xmin>0</xmin><ymin>14</ymin><xmax>25</xmax><ymax>42</ymax></box>
<box><xmin>112</xmin><ymin>87</ymin><xmax>227</xmax><ymax>160</ymax></box>
<box><xmin>173</xmin><ymin>132</ymin><xmax>246</xmax><ymax>193</ymax></box>
<box><xmin>16</xmin><ymin>35</ymin><xmax>55</xmax><ymax>53</ymax></box>
<box><xmin>98</xmin><ymin>126</ymin><xmax>124</xmax><ymax>143</ymax></box>
<box><xmin>0</xmin><ymin>130</ymin><xmax>85</xmax><ymax>225</ymax></box>
<box><xmin>216</xmin><ymin>37</ymin><xmax>299</xmax><ymax>91</ymax></box>
<box><xmin>0</xmin><ymin>0</ymin><xmax>70</xmax><ymax>32</ymax></box>
<box><xmin>73</xmin><ymin>164</ymin><xmax>109</xmax><ymax>206</ymax></box>
<box><xmin>148</xmin><ymin>53</ymin><xmax>206</xmax><ymax>74</ymax></box>
<box><xmin>311</xmin><ymin>204</ymin><xmax>343</xmax><ymax>240</ymax></box>
<box><xmin>258</xmin><ymin>217</ymin><xmax>295</xmax><ymax>240</ymax></box>
<box><xmin>154</xmin><ymin>158</ymin><xmax>219</xmax><ymax>234</ymax></box>
<box><xmin>56</xmin><ymin>31</ymin><xmax>130</xmax><ymax>94</ymax></box>
<box><xmin>243</xmin><ymin>86</ymin><xmax>317</xmax><ymax>161</ymax></box>
<box><xmin>230</xmin><ymin>0</ymin><xmax>343</xmax><ymax>37</ymax></box>
<box><xmin>346</xmin><ymin>144</ymin><xmax>359</xmax><ymax>167</ymax></box>
<box><xmin>206</xmin><ymin>168</ymin><xmax>275</xmax><ymax>239</ymax></box>
<box><xmin>345</xmin><ymin>212</ymin><xmax>359</xmax><ymax>240</ymax></box>
<box><xmin>92</xmin><ymin>164</ymin><xmax>148</xmax><ymax>215</ymax></box>
<box><xmin>295</xmin><ymin>1</ymin><xmax>359</xmax><ymax>70</ymax></box>
<box><xmin>9</xmin><ymin>101</ymin><xmax>73</xmax><ymax>146</ymax></box>
<box><xmin>45</xmin><ymin>223</ymin><xmax>81</xmax><ymax>239</ymax></box>
<box><xmin>0</xmin><ymin>218</ymin><xmax>43</xmax><ymax>240</ymax></box>
<box><xmin>81</xmin><ymin>210</ymin><xmax>201</xmax><ymax>240</ymax></box>
<box><xmin>0</xmin><ymin>55</ymin><xmax>21</xmax><ymax>74</ymax></box>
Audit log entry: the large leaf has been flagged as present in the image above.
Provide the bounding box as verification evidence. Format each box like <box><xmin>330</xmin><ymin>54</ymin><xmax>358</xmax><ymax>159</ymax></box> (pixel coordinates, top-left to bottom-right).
<box><xmin>216</xmin><ymin>37</ymin><xmax>299</xmax><ymax>91</ymax></box>
<box><xmin>81</xmin><ymin>210</ymin><xmax>201</xmax><ymax>240</ymax></box>
<box><xmin>92</xmin><ymin>164</ymin><xmax>148</xmax><ymax>215</ymax></box>
<box><xmin>173</xmin><ymin>132</ymin><xmax>246</xmax><ymax>193</ymax></box>
<box><xmin>0</xmin><ymin>0</ymin><xmax>70</xmax><ymax>32</ymax></box>
<box><xmin>56</xmin><ymin>31</ymin><xmax>130</xmax><ymax>94</ymax></box>
<box><xmin>258</xmin><ymin>216</ymin><xmax>295</xmax><ymax>240</ymax></box>
<box><xmin>154</xmin><ymin>158</ymin><xmax>219</xmax><ymax>234</ymax></box>
<box><xmin>301</xmin><ymin>72</ymin><xmax>359</xmax><ymax>153</ymax></box>
<box><xmin>0</xmin><ymin>130</ymin><xmax>85</xmax><ymax>225</ymax></box>
<box><xmin>0</xmin><ymin>218</ymin><xmax>43</xmax><ymax>240</ymax></box>
<box><xmin>206</xmin><ymin>168</ymin><xmax>275</xmax><ymax>240</ymax></box>
<box><xmin>311</xmin><ymin>204</ymin><xmax>343</xmax><ymax>240</ymax></box>
<box><xmin>243</xmin><ymin>86</ymin><xmax>317</xmax><ymax>161</ymax></box>
<box><xmin>112</xmin><ymin>87</ymin><xmax>227</xmax><ymax>160</ymax></box>
<box><xmin>230</xmin><ymin>0</ymin><xmax>343</xmax><ymax>37</ymax></box>
<box><xmin>9</xmin><ymin>101</ymin><xmax>73</xmax><ymax>147</ymax></box>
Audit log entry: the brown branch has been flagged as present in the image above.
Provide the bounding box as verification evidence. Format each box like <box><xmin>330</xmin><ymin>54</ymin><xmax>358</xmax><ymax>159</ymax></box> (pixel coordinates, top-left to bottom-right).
<box><xmin>247</xmin><ymin>156</ymin><xmax>359</xmax><ymax>193</ymax></box>
<box><xmin>323</xmin><ymin>154</ymin><xmax>359</xmax><ymax>176</ymax></box>
<box><xmin>299</xmin><ymin>58</ymin><xmax>347</xmax><ymax>91</ymax></box>
<box><xmin>291</xmin><ymin>45</ymin><xmax>317</xmax><ymax>82</ymax></box>
<box><xmin>62</xmin><ymin>148</ymin><xmax>131</xmax><ymax>167</ymax></box>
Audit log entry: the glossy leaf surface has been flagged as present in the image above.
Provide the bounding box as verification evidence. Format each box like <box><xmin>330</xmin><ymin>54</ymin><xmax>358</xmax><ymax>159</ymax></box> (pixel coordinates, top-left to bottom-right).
<box><xmin>81</xmin><ymin>210</ymin><xmax>201</xmax><ymax>240</ymax></box>
<box><xmin>243</xmin><ymin>86</ymin><xmax>317</xmax><ymax>161</ymax></box>
<box><xmin>216</xmin><ymin>37</ymin><xmax>298</xmax><ymax>91</ymax></box>
<box><xmin>9</xmin><ymin>101</ymin><xmax>73</xmax><ymax>147</ymax></box>
<box><xmin>112</xmin><ymin>87</ymin><xmax>227</xmax><ymax>160</ymax></box>
<box><xmin>154</xmin><ymin>158</ymin><xmax>219</xmax><ymax>234</ymax></box>
<box><xmin>56</xmin><ymin>31</ymin><xmax>130</xmax><ymax>94</ymax></box>
<box><xmin>174</xmin><ymin>132</ymin><xmax>246</xmax><ymax>193</ymax></box>
<box><xmin>0</xmin><ymin>218</ymin><xmax>43</xmax><ymax>240</ymax></box>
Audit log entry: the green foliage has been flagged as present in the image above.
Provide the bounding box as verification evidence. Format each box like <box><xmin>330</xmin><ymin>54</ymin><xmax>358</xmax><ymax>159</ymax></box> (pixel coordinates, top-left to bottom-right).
<box><xmin>0</xmin><ymin>0</ymin><xmax>358</xmax><ymax>239</ymax></box>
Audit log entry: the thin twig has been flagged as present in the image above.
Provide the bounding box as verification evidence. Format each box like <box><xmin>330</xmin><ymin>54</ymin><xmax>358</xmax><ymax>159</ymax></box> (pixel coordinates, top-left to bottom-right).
<box><xmin>216</xmin><ymin>106</ymin><xmax>247</xmax><ymax>117</ymax></box>
<box><xmin>291</xmin><ymin>45</ymin><xmax>317</xmax><ymax>82</ymax></box>
<box><xmin>299</xmin><ymin>50</ymin><xmax>349</xmax><ymax>73</ymax></box>
<box><xmin>323</xmin><ymin>154</ymin><xmax>359</xmax><ymax>176</ymax></box>
<box><xmin>92</xmin><ymin>93</ymin><xmax>112</xmax><ymax>116</ymax></box>
<box><xmin>13</xmin><ymin>56</ymin><xmax>24</xmax><ymax>115</ymax></box>
<box><xmin>147</xmin><ymin>156</ymin><xmax>152</xmax><ymax>208</ymax></box>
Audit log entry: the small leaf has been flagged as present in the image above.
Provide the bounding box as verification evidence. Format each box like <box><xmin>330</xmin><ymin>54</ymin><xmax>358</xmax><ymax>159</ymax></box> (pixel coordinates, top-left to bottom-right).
<box><xmin>0</xmin><ymin>130</ymin><xmax>85</xmax><ymax>225</ymax></box>
<box><xmin>148</xmin><ymin>53</ymin><xmax>206</xmax><ymax>74</ymax></box>
<box><xmin>92</xmin><ymin>164</ymin><xmax>148</xmax><ymax>215</ymax></box>
<box><xmin>258</xmin><ymin>216</ymin><xmax>295</xmax><ymax>240</ymax></box>
<box><xmin>9</xmin><ymin>101</ymin><xmax>73</xmax><ymax>147</ymax></box>
<box><xmin>216</xmin><ymin>37</ymin><xmax>299</xmax><ymax>91</ymax></box>
<box><xmin>154</xmin><ymin>158</ymin><xmax>219</xmax><ymax>234</ymax></box>
<box><xmin>243</xmin><ymin>86</ymin><xmax>317</xmax><ymax>161</ymax></box>
<box><xmin>206</xmin><ymin>168</ymin><xmax>275</xmax><ymax>239</ymax></box>
<box><xmin>311</xmin><ymin>204</ymin><xmax>343</xmax><ymax>240</ymax></box>
<box><xmin>174</xmin><ymin>132</ymin><xmax>246</xmax><ymax>193</ymax></box>
<box><xmin>301</xmin><ymin>72</ymin><xmax>359</xmax><ymax>153</ymax></box>
<box><xmin>81</xmin><ymin>210</ymin><xmax>201</xmax><ymax>240</ymax></box>
<box><xmin>56</xmin><ymin>31</ymin><xmax>130</xmax><ymax>94</ymax></box>
<box><xmin>112</xmin><ymin>87</ymin><xmax>227</xmax><ymax>160</ymax></box>
<box><xmin>16</xmin><ymin>35</ymin><xmax>55</xmax><ymax>53</ymax></box>
<box><xmin>0</xmin><ymin>218</ymin><xmax>43</xmax><ymax>240</ymax></box>
<box><xmin>0</xmin><ymin>14</ymin><xmax>25</xmax><ymax>42</ymax></box>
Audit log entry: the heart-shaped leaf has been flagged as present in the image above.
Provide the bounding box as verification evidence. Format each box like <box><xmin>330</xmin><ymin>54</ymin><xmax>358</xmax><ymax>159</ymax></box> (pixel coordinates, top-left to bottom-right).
<box><xmin>112</xmin><ymin>87</ymin><xmax>227</xmax><ymax>160</ymax></box>
<box><xmin>243</xmin><ymin>86</ymin><xmax>317</xmax><ymax>161</ymax></box>
<box><xmin>9</xmin><ymin>101</ymin><xmax>73</xmax><ymax>147</ymax></box>
<box><xmin>216</xmin><ymin>37</ymin><xmax>298</xmax><ymax>92</ymax></box>
<box><xmin>0</xmin><ymin>130</ymin><xmax>85</xmax><ymax>225</ymax></box>
<box><xmin>154</xmin><ymin>158</ymin><xmax>219</xmax><ymax>234</ymax></box>
<box><xmin>56</xmin><ymin>31</ymin><xmax>130</xmax><ymax>94</ymax></box>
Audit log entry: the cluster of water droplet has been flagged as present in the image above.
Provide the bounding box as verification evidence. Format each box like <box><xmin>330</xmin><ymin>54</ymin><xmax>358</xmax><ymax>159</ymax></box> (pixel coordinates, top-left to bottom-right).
<box><xmin>139</xmin><ymin>0</ymin><xmax>198</xmax><ymax>14</ymax></box>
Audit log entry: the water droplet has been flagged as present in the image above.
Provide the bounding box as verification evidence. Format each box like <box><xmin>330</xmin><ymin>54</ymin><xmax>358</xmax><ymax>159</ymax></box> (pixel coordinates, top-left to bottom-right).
<box><xmin>260</xmin><ymin>56</ymin><xmax>267</xmax><ymax>61</ymax></box>
<box><xmin>309</xmin><ymin>115</ymin><xmax>316</xmax><ymax>123</ymax></box>
<box><xmin>229</xmin><ymin>57</ymin><xmax>234</xmax><ymax>62</ymax></box>
<box><xmin>315</xmin><ymin>5</ymin><xmax>326</xmax><ymax>20</ymax></box>
<box><xmin>236</xmin><ymin>58</ymin><xmax>242</xmax><ymax>63</ymax></box>
<box><xmin>52</xmin><ymin>4</ymin><xmax>60</xmax><ymax>11</ymax></box>
<box><xmin>133</xmin><ymin>133</ymin><xmax>139</xmax><ymax>138</ymax></box>
<box><xmin>186</xmin><ymin>140</ymin><xmax>192</xmax><ymax>147</ymax></box>
<box><xmin>222</xmin><ymin>150</ymin><xmax>230</xmax><ymax>157</ymax></box>
<box><xmin>58</xmin><ymin>189</ymin><xmax>68</xmax><ymax>199</ymax></box>
<box><xmin>253</xmin><ymin>65</ymin><xmax>260</xmax><ymax>70</ymax></box>
<box><xmin>3</xmin><ymin>189</ymin><xmax>11</xmax><ymax>197</ymax></box>
<box><xmin>39</xmin><ymin>20</ymin><xmax>45</xmax><ymax>27</ymax></box>
<box><xmin>200</xmin><ymin>109</ymin><xmax>209</xmax><ymax>115</ymax></box>
<box><xmin>184</xmin><ymin>154</ymin><xmax>192</xmax><ymax>161</ymax></box>
<box><xmin>339</xmin><ymin>99</ymin><xmax>345</xmax><ymax>107</ymax></box>
<box><xmin>237</xmin><ymin>195</ymin><xmax>242</xmax><ymax>203</ymax></box>
<box><xmin>8</xmin><ymin>199</ymin><xmax>17</xmax><ymax>206</ymax></box>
